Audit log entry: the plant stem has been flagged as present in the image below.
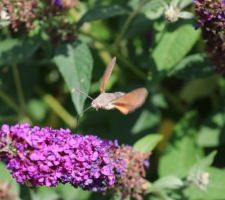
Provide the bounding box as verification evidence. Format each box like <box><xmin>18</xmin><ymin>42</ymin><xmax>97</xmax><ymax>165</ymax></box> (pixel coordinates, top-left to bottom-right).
<box><xmin>36</xmin><ymin>88</ymin><xmax>77</xmax><ymax>129</ymax></box>
<box><xmin>12</xmin><ymin>64</ymin><xmax>27</xmax><ymax>114</ymax></box>
<box><xmin>80</xmin><ymin>22</ymin><xmax>147</xmax><ymax>81</ymax></box>
<box><xmin>114</xmin><ymin>52</ymin><xmax>146</xmax><ymax>80</ymax></box>
<box><xmin>0</xmin><ymin>90</ymin><xmax>21</xmax><ymax>114</ymax></box>
<box><xmin>80</xmin><ymin>0</ymin><xmax>151</xmax><ymax>81</ymax></box>
<box><xmin>161</xmin><ymin>87</ymin><xmax>187</xmax><ymax>113</ymax></box>
<box><xmin>0</xmin><ymin>116</ymin><xmax>18</xmax><ymax>122</ymax></box>
<box><xmin>20</xmin><ymin>185</ymin><xmax>32</xmax><ymax>200</ymax></box>
<box><xmin>115</xmin><ymin>0</ymin><xmax>150</xmax><ymax>47</ymax></box>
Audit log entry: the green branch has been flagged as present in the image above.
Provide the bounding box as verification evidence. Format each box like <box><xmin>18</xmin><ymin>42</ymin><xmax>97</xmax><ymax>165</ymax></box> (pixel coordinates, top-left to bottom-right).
<box><xmin>115</xmin><ymin>0</ymin><xmax>150</xmax><ymax>47</ymax></box>
<box><xmin>12</xmin><ymin>64</ymin><xmax>27</xmax><ymax>114</ymax></box>
<box><xmin>0</xmin><ymin>90</ymin><xmax>21</xmax><ymax>114</ymax></box>
<box><xmin>36</xmin><ymin>88</ymin><xmax>77</xmax><ymax>129</ymax></box>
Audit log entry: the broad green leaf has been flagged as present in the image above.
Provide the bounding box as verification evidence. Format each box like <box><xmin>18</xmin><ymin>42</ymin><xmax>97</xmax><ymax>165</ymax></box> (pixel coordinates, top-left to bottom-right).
<box><xmin>27</xmin><ymin>99</ymin><xmax>48</xmax><ymax>121</ymax></box>
<box><xmin>126</xmin><ymin>0</ymin><xmax>164</xmax><ymax>38</ymax></box>
<box><xmin>179</xmin><ymin>11</ymin><xmax>194</xmax><ymax>19</ymax></box>
<box><xmin>151</xmin><ymin>93</ymin><xmax>168</xmax><ymax>109</ymax></box>
<box><xmin>197</xmin><ymin>111</ymin><xmax>225</xmax><ymax>147</ymax></box>
<box><xmin>188</xmin><ymin>151</ymin><xmax>217</xmax><ymax>177</ymax></box>
<box><xmin>31</xmin><ymin>188</ymin><xmax>59</xmax><ymax>200</ymax></box>
<box><xmin>184</xmin><ymin>167</ymin><xmax>225</xmax><ymax>200</ymax></box>
<box><xmin>151</xmin><ymin>176</ymin><xmax>184</xmax><ymax>190</ymax></box>
<box><xmin>90</xmin><ymin>22</ymin><xmax>111</xmax><ymax>41</ymax></box>
<box><xmin>147</xmin><ymin>187</ymin><xmax>174</xmax><ymax>200</ymax></box>
<box><xmin>0</xmin><ymin>38</ymin><xmax>39</xmax><ymax>66</ymax></box>
<box><xmin>20</xmin><ymin>185</ymin><xmax>32</xmax><ymax>200</ymax></box>
<box><xmin>141</xmin><ymin>0</ymin><xmax>164</xmax><ymax>20</ymax></box>
<box><xmin>125</xmin><ymin>15</ymin><xmax>152</xmax><ymax>38</ymax></box>
<box><xmin>168</xmin><ymin>54</ymin><xmax>214</xmax><ymax>79</ymax></box>
<box><xmin>134</xmin><ymin>134</ymin><xmax>163</xmax><ymax>153</ymax></box>
<box><xmin>57</xmin><ymin>184</ymin><xmax>91</xmax><ymax>200</ymax></box>
<box><xmin>197</xmin><ymin>127</ymin><xmax>223</xmax><ymax>147</ymax></box>
<box><xmin>159</xmin><ymin>112</ymin><xmax>203</xmax><ymax>177</ymax></box>
<box><xmin>129</xmin><ymin>0</ymin><xmax>164</xmax><ymax>20</ymax></box>
<box><xmin>0</xmin><ymin>162</ymin><xmax>20</xmax><ymax>196</ymax></box>
<box><xmin>54</xmin><ymin>41</ymin><xmax>93</xmax><ymax>115</ymax></box>
<box><xmin>179</xmin><ymin>76</ymin><xmax>218</xmax><ymax>104</ymax></box>
<box><xmin>77</xmin><ymin>5</ymin><xmax>129</xmax><ymax>28</ymax></box>
<box><xmin>218</xmin><ymin>78</ymin><xmax>225</xmax><ymax>96</ymax></box>
<box><xmin>131</xmin><ymin>110</ymin><xmax>160</xmax><ymax>134</ymax></box>
<box><xmin>152</xmin><ymin>23</ymin><xmax>200</xmax><ymax>71</ymax></box>
<box><xmin>159</xmin><ymin>134</ymin><xmax>201</xmax><ymax>177</ymax></box>
<box><xmin>179</xmin><ymin>0</ymin><xmax>193</xmax><ymax>9</ymax></box>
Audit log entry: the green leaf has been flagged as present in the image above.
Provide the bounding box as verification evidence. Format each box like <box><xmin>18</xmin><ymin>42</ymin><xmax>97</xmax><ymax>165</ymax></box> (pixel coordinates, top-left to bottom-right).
<box><xmin>129</xmin><ymin>0</ymin><xmax>164</xmax><ymax>18</ymax></box>
<box><xmin>188</xmin><ymin>151</ymin><xmax>217</xmax><ymax>177</ymax></box>
<box><xmin>141</xmin><ymin>0</ymin><xmax>164</xmax><ymax>20</ymax></box>
<box><xmin>125</xmin><ymin>15</ymin><xmax>152</xmax><ymax>38</ymax></box>
<box><xmin>152</xmin><ymin>23</ymin><xmax>200</xmax><ymax>71</ymax></box>
<box><xmin>168</xmin><ymin>54</ymin><xmax>214</xmax><ymax>80</ymax></box>
<box><xmin>27</xmin><ymin>99</ymin><xmax>48</xmax><ymax>121</ymax></box>
<box><xmin>197</xmin><ymin>111</ymin><xmax>225</xmax><ymax>147</ymax></box>
<box><xmin>179</xmin><ymin>76</ymin><xmax>218</xmax><ymax>104</ymax></box>
<box><xmin>134</xmin><ymin>134</ymin><xmax>163</xmax><ymax>153</ymax></box>
<box><xmin>131</xmin><ymin>110</ymin><xmax>160</xmax><ymax>134</ymax></box>
<box><xmin>77</xmin><ymin>5</ymin><xmax>129</xmax><ymax>28</ymax></box>
<box><xmin>197</xmin><ymin>127</ymin><xmax>222</xmax><ymax>147</ymax></box>
<box><xmin>20</xmin><ymin>185</ymin><xmax>32</xmax><ymax>200</ymax></box>
<box><xmin>159</xmin><ymin>134</ymin><xmax>201</xmax><ymax>177</ymax></box>
<box><xmin>0</xmin><ymin>38</ymin><xmax>39</xmax><ymax>66</ymax></box>
<box><xmin>126</xmin><ymin>1</ymin><xmax>164</xmax><ymax>38</ymax></box>
<box><xmin>57</xmin><ymin>184</ymin><xmax>91</xmax><ymax>200</ymax></box>
<box><xmin>159</xmin><ymin>112</ymin><xmax>203</xmax><ymax>177</ymax></box>
<box><xmin>151</xmin><ymin>176</ymin><xmax>184</xmax><ymax>190</ymax></box>
<box><xmin>32</xmin><ymin>188</ymin><xmax>59</xmax><ymax>200</ymax></box>
<box><xmin>0</xmin><ymin>162</ymin><xmax>20</xmax><ymax>196</ymax></box>
<box><xmin>54</xmin><ymin>41</ymin><xmax>93</xmax><ymax>115</ymax></box>
<box><xmin>184</xmin><ymin>167</ymin><xmax>225</xmax><ymax>200</ymax></box>
<box><xmin>179</xmin><ymin>0</ymin><xmax>193</xmax><ymax>9</ymax></box>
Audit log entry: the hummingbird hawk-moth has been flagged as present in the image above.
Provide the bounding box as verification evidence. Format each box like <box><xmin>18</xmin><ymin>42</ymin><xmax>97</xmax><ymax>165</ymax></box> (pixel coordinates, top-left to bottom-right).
<box><xmin>75</xmin><ymin>57</ymin><xmax>148</xmax><ymax>115</ymax></box>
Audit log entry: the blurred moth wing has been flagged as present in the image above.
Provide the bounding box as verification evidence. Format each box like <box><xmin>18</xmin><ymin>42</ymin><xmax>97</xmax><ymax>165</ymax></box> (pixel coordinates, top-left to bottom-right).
<box><xmin>112</xmin><ymin>88</ymin><xmax>148</xmax><ymax>115</ymax></box>
<box><xmin>99</xmin><ymin>57</ymin><xmax>117</xmax><ymax>93</ymax></box>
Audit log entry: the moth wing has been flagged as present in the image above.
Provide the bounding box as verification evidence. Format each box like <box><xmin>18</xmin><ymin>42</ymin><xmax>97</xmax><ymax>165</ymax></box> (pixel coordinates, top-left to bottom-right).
<box><xmin>112</xmin><ymin>88</ymin><xmax>148</xmax><ymax>115</ymax></box>
<box><xmin>100</xmin><ymin>57</ymin><xmax>116</xmax><ymax>93</ymax></box>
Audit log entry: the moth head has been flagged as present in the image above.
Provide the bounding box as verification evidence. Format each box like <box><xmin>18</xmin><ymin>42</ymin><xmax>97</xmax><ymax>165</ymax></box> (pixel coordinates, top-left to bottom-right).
<box><xmin>91</xmin><ymin>100</ymin><xmax>100</xmax><ymax>110</ymax></box>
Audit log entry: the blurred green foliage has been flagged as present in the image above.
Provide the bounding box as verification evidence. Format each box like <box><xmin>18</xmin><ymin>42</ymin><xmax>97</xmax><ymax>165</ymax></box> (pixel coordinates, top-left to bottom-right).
<box><xmin>1</xmin><ymin>0</ymin><xmax>225</xmax><ymax>199</ymax></box>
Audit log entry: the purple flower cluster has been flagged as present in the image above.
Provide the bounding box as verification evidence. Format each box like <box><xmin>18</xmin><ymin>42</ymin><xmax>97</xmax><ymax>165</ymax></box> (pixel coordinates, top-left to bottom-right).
<box><xmin>52</xmin><ymin>0</ymin><xmax>63</xmax><ymax>8</ymax></box>
<box><xmin>0</xmin><ymin>123</ymin><xmax>125</xmax><ymax>191</ymax></box>
<box><xmin>51</xmin><ymin>0</ymin><xmax>77</xmax><ymax>9</ymax></box>
<box><xmin>195</xmin><ymin>0</ymin><xmax>225</xmax><ymax>28</ymax></box>
<box><xmin>194</xmin><ymin>0</ymin><xmax>225</xmax><ymax>73</ymax></box>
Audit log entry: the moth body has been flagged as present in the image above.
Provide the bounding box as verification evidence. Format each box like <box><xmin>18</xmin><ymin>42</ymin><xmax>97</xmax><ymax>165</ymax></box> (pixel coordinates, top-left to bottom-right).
<box><xmin>75</xmin><ymin>57</ymin><xmax>148</xmax><ymax>115</ymax></box>
<box><xmin>91</xmin><ymin>92</ymin><xmax>125</xmax><ymax>110</ymax></box>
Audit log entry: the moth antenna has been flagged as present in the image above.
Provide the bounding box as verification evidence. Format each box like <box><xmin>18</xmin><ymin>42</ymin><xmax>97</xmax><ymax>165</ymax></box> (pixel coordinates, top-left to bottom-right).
<box><xmin>71</xmin><ymin>88</ymin><xmax>94</xmax><ymax>101</ymax></box>
<box><xmin>74</xmin><ymin>106</ymin><xmax>93</xmax><ymax>131</ymax></box>
<box><xmin>75</xmin><ymin>114</ymin><xmax>81</xmax><ymax>131</ymax></box>
<box><xmin>83</xmin><ymin>105</ymin><xmax>93</xmax><ymax>114</ymax></box>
